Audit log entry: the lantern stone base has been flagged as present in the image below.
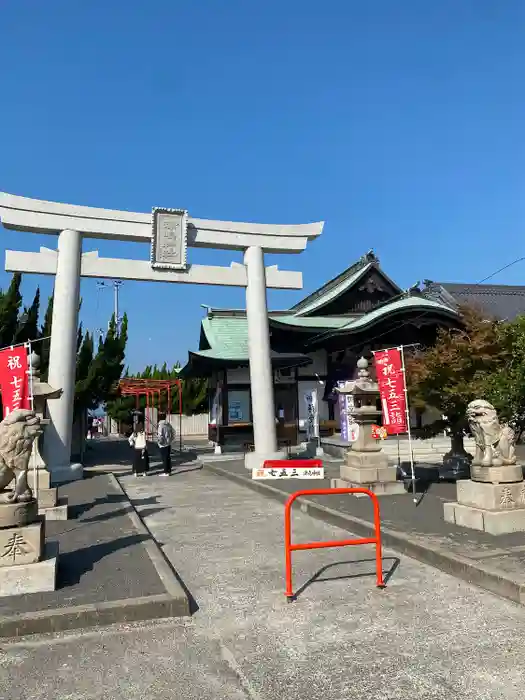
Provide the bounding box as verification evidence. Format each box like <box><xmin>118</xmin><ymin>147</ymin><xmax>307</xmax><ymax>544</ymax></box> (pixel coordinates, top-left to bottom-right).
<box><xmin>48</xmin><ymin>462</ymin><xmax>83</xmax><ymax>485</ymax></box>
<box><xmin>38</xmin><ymin>500</ymin><xmax>69</xmax><ymax>521</ymax></box>
<box><xmin>37</xmin><ymin>487</ymin><xmax>58</xmax><ymax>509</ymax></box>
<box><xmin>331</xmin><ymin>477</ymin><xmax>406</xmax><ymax>496</ymax></box>
<box><xmin>331</xmin><ymin>450</ymin><xmax>405</xmax><ymax>496</ymax></box>
<box><xmin>444</xmin><ymin>478</ymin><xmax>525</xmax><ymax>535</ymax></box>
<box><xmin>28</xmin><ymin>468</ymin><xmax>52</xmax><ymax>490</ymax></box>
<box><xmin>0</xmin><ymin>542</ymin><xmax>58</xmax><ymax>597</ymax></box>
<box><xmin>244</xmin><ymin>450</ymin><xmax>286</xmax><ymax>470</ymax></box>
<box><xmin>27</xmin><ymin>473</ymin><xmax>69</xmax><ymax>520</ymax></box>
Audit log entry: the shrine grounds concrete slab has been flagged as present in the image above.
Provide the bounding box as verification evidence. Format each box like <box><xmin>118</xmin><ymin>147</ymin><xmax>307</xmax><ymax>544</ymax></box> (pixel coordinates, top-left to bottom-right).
<box><xmin>14</xmin><ymin>467</ymin><xmax>525</xmax><ymax>699</ymax></box>
<box><xmin>203</xmin><ymin>459</ymin><xmax>525</xmax><ymax>606</ymax></box>
<box><xmin>0</xmin><ymin>473</ymin><xmax>190</xmax><ymax>638</ymax></box>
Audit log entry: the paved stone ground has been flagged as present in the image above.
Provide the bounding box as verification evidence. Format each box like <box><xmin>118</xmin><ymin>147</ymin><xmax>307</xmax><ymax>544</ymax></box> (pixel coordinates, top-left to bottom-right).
<box><xmin>215</xmin><ymin>458</ymin><xmax>525</xmax><ymax>577</ymax></box>
<box><xmin>0</xmin><ymin>473</ymin><xmax>166</xmax><ymax>615</ymax></box>
<box><xmin>3</xmin><ymin>467</ymin><xmax>525</xmax><ymax>698</ymax></box>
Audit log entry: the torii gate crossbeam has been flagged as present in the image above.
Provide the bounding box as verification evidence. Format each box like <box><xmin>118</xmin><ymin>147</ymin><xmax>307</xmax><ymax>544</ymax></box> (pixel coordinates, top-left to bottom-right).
<box><xmin>0</xmin><ymin>192</ymin><xmax>323</xmax><ymax>482</ymax></box>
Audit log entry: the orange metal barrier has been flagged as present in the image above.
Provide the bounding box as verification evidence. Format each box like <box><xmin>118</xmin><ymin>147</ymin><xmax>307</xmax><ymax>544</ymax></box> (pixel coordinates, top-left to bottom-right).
<box><xmin>284</xmin><ymin>488</ymin><xmax>385</xmax><ymax>601</ymax></box>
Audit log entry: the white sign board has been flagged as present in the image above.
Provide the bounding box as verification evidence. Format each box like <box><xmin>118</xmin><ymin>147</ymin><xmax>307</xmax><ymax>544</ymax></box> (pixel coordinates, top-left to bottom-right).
<box><xmin>151</xmin><ymin>207</ymin><xmax>188</xmax><ymax>270</ymax></box>
<box><xmin>210</xmin><ymin>384</ymin><xmax>222</xmax><ymax>426</ymax></box>
<box><xmin>252</xmin><ymin>466</ymin><xmax>324</xmax><ymax>480</ymax></box>
<box><xmin>304</xmin><ymin>389</ymin><xmax>319</xmax><ymax>441</ymax></box>
<box><xmin>228</xmin><ymin>400</ymin><xmax>243</xmax><ymax>421</ymax></box>
<box><xmin>348</xmin><ymin>422</ymin><xmax>359</xmax><ymax>442</ymax></box>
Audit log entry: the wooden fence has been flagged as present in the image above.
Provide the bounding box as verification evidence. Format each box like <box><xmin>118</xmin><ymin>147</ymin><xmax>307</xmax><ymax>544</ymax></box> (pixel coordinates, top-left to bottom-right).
<box><xmin>106</xmin><ymin>412</ymin><xmax>210</xmax><ymax>438</ymax></box>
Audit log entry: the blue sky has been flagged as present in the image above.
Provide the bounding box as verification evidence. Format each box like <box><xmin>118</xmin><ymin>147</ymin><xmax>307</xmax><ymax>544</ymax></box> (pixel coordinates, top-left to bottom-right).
<box><xmin>1</xmin><ymin>1</ymin><xmax>524</xmax><ymax>371</ymax></box>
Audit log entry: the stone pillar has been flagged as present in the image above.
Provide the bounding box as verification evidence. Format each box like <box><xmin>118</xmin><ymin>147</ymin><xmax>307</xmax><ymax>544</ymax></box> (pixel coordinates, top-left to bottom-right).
<box><xmin>43</xmin><ymin>229</ymin><xmax>83</xmax><ymax>483</ymax></box>
<box><xmin>243</xmin><ymin>246</ymin><xmax>282</xmax><ymax>469</ymax></box>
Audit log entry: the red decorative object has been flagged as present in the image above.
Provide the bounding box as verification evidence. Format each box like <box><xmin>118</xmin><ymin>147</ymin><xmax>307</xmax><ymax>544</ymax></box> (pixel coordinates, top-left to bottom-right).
<box><xmin>118</xmin><ymin>378</ymin><xmax>184</xmax><ymax>448</ymax></box>
<box><xmin>371</xmin><ymin>424</ymin><xmax>387</xmax><ymax>440</ymax></box>
<box><xmin>373</xmin><ymin>348</ymin><xmax>407</xmax><ymax>435</ymax></box>
<box><xmin>0</xmin><ymin>347</ymin><xmax>30</xmax><ymax>417</ymax></box>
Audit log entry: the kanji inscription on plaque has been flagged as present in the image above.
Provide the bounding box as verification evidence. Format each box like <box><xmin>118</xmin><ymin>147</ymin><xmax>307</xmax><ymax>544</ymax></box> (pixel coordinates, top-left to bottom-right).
<box><xmin>1</xmin><ymin>532</ymin><xmax>31</xmax><ymax>562</ymax></box>
<box><xmin>151</xmin><ymin>207</ymin><xmax>188</xmax><ymax>271</ymax></box>
<box><xmin>500</xmin><ymin>486</ymin><xmax>515</xmax><ymax>510</ymax></box>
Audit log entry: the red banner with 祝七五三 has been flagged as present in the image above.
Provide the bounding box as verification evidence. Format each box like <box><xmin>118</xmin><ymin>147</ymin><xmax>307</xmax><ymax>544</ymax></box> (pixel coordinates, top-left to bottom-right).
<box><xmin>373</xmin><ymin>348</ymin><xmax>408</xmax><ymax>435</ymax></box>
<box><xmin>0</xmin><ymin>347</ymin><xmax>30</xmax><ymax>418</ymax></box>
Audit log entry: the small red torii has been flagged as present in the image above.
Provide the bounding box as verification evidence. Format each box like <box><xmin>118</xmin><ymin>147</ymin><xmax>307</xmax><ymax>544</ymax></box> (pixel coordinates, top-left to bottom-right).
<box><xmin>118</xmin><ymin>378</ymin><xmax>183</xmax><ymax>449</ymax></box>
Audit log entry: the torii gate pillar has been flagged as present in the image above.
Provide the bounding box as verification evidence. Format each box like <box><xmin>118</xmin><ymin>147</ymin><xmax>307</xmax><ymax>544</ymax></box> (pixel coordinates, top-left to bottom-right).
<box><xmin>244</xmin><ymin>245</ymin><xmax>279</xmax><ymax>467</ymax></box>
<box><xmin>0</xmin><ymin>193</ymin><xmax>323</xmax><ymax>482</ymax></box>
<box><xmin>43</xmin><ymin>229</ymin><xmax>83</xmax><ymax>482</ymax></box>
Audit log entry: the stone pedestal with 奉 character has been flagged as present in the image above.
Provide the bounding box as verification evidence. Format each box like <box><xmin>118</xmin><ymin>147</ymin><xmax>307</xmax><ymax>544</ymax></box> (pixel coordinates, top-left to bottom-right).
<box><xmin>444</xmin><ymin>400</ymin><xmax>525</xmax><ymax>535</ymax></box>
<box><xmin>331</xmin><ymin>357</ymin><xmax>405</xmax><ymax>496</ymax></box>
<box><xmin>0</xmin><ymin>410</ymin><xmax>58</xmax><ymax>596</ymax></box>
<box><xmin>27</xmin><ymin>352</ymin><xmax>68</xmax><ymax>520</ymax></box>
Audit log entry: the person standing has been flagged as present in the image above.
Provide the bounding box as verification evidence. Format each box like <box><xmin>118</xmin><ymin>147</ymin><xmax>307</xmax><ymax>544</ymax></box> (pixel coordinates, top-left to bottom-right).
<box><xmin>129</xmin><ymin>421</ymin><xmax>148</xmax><ymax>477</ymax></box>
<box><xmin>157</xmin><ymin>412</ymin><xmax>175</xmax><ymax>476</ymax></box>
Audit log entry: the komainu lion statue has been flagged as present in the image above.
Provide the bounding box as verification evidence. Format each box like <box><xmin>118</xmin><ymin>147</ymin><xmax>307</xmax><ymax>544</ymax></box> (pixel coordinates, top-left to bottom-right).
<box><xmin>0</xmin><ymin>409</ymin><xmax>42</xmax><ymax>503</ymax></box>
<box><xmin>466</xmin><ymin>399</ymin><xmax>516</xmax><ymax>468</ymax></box>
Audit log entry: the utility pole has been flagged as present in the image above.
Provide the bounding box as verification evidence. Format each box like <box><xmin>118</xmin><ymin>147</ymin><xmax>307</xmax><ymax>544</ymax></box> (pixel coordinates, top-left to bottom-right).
<box><xmin>96</xmin><ymin>280</ymin><xmax>123</xmax><ymax>334</ymax></box>
<box><xmin>113</xmin><ymin>280</ymin><xmax>123</xmax><ymax>332</ymax></box>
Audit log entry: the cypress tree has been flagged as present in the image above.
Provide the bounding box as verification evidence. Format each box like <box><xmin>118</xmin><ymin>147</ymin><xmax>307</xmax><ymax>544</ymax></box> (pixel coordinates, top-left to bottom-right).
<box><xmin>0</xmin><ymin>273</ymin><xmax>22</xmax><ymax>348</ymax></box>
<box><xmin>74</xmin><ymin>331</ymin><xmax>95</xmax><ymax>412</ymax></box>
<box><xmin>39</xmin><ymin>293</ymin><xmax>54</xmax><ymax>380</ymax></box>
<box><xmin>14</xmin><ymin>288</ymin><xmax>40</xmax><ymax>345</ymax></box>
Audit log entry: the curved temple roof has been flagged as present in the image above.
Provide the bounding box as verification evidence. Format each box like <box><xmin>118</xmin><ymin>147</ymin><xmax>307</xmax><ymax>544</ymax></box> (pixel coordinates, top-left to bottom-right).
<box><xmin>180</xmin><ymin>292</ymin><xmax>460</xmax><ymax>377</ymax></box>
<box><xmin>271</xmin><ymin>296</ymin><xmax>459</xmax><ymax>338</ymax></box>
<box><xmin>290</xmin><ymin>250</ymin><xmax>402</xmax><ymax>316</ymax></box>
<box><xmin>180</xmin><ymin>349</ymin><xmax>312</xmax><ymax>377</ymax></box>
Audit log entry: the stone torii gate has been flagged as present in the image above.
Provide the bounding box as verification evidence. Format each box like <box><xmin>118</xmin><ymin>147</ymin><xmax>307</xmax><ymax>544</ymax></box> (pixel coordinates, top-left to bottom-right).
<box><xmin>0</xmin><ymin>192</ymin><xmax>323</xmax><ymax>482</ymax></box>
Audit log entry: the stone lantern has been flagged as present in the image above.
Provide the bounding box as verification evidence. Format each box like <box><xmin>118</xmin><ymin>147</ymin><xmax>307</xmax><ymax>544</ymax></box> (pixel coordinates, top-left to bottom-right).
<box><xmin>27</xmin><ymin>352</ymin><xmax>68</xmax><ymax>520</ymax></box>
<box><xmin>331</xmin><ymin>357</ymin><xmax>405</xmax><ymax>495</ymax></box>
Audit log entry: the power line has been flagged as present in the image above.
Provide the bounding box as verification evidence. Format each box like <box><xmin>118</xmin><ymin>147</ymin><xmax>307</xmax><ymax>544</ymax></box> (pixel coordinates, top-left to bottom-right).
<box><xmin>306</xmin><ymin>254</ymin><xmax>525</xmax><ymax>356</ymax></box>
<box><xmin>478</xmin><ymin>257</ymin><xmax>525</xmax><ymax>284</ymax></box>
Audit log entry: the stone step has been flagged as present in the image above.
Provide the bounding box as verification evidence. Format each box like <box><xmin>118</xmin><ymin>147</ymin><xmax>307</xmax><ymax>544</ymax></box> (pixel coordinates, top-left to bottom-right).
<box><xmin>384</xmin><ymin>438</ymin><xmax>476</xmax><ymax>444</ymax></box>
<box><xmin>382</xmin><ymin>444</ymin><xmax>475</xmax><ymax>453</ymax></box>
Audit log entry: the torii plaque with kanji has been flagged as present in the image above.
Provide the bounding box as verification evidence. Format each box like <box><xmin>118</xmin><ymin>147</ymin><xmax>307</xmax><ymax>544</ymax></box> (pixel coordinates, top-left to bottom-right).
<box><xmin>151</xmin><ymin>207</ymin><xmax>188</xmax><ymax>271</ymax></box>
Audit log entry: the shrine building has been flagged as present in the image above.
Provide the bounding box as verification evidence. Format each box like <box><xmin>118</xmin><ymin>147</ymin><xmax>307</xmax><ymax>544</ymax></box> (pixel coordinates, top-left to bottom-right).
<box><xmin>181</xmin><ymin>251</ymin><xmax>525</xmax><ymax>448</ymax></box>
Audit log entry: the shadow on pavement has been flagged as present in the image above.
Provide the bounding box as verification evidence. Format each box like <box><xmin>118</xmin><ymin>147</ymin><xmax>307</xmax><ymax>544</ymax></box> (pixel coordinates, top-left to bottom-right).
<box><xmin>171</xmin><ymin>465</ymin><xmax>203</xmax><ymax>476</ymax></box>
<box><xmin>294</xmin><ymin>556</ymin><xmax>400</xmax><ymax>600</ymax></box>
<box><xmin>69</xmin><ymin>493</ymin><xmax>160</xmax><ymax>521</ymax></box>
<box><xmin>59</xmin><ymin>533</ymin><xmax>149</xmax><ymax>588</ymax></box>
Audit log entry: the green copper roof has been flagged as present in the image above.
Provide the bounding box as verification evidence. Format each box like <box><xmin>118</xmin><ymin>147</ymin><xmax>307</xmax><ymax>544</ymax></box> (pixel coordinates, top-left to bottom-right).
<box><xmin>182</xmin><ymin>292</ymin><xmax>459</xmax><ymax>377</ymax></box>
<box><xmin>201</xmin><ymin>313</ymin><xmax>351</xmax><ymax>347</ymax></box>
<box><xmin>315</xmin><ymin>296</ymin><xmax>459</xmax><ymax>339</ymax></box>
<box><xmin>187</xmin><ymin>348</ymin><xmax>310</xmax><ymax>365</ymax></box>
<box><xmin>180</xmin><ymin>346</ymin><xmax>311</xmax><ymax>377</ymax></box>
<box><xmin>200</xmin><ymin>315</ymin><xmax>249</xmax><ymax>355</ymax></box>
<box><xmin>199</xmin><ymin>295</ymin><xmax>458</xmax><ymax>353</ymax></box>
<box><xmin>269</xmin><ymin>314</ymin><xmax>350</xmax><ymax>329</ymax></box>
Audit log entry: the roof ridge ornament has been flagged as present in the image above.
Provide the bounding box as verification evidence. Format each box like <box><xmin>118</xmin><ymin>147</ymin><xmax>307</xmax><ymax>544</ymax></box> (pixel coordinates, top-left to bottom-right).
<box><xmin>363</xmin><ymin>250</ymin><xmax>378</xmax><ymax>264</ymax></box>
<box><xmin>290</xmin><ymin>250</ymin><xmax>379</xmax><ymax>315</ymax></box>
